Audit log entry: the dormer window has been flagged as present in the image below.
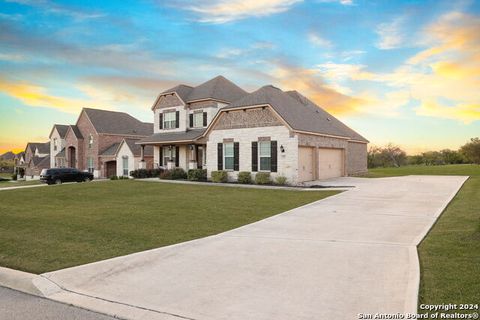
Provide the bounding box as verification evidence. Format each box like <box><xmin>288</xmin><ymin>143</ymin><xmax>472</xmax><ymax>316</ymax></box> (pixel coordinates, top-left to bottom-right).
<box><xmin>189</xmin><ymin>111</ymin><xmax>208</xmax><ymax>128</ymax></box>
<box><xmin>88</xmin><ymin>134</ymin><xmax>94</xmax><ymax>148</ymax></box>
<box><xmin>163</xmin><ymin>111</ymin><xmax>177</xmax><ymax>129</ymax></box>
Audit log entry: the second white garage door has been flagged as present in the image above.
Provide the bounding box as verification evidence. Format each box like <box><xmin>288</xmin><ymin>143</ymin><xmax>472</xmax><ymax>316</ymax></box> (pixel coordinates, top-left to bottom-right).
<box><xmin>318</xmin><ymin>148</ymin><xmax>344</xmax><ymax>180</ymax></box>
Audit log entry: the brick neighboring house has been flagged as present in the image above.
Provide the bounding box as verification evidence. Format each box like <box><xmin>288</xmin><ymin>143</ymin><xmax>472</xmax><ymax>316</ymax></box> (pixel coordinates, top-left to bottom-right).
<box><xmin>21</xmin><ymin>142</ymin><xmax>50</xmax><ymax>180</ymax></box>
<box><xmin>62</xmin><ymin>108</ymin><xmax>153</xmax><ymax>178</ymax></box>
<box><xmin>49</xmin><ymin>124</ymin><xmax>69</xmax><ymax>168</ymax></box>
<box><xmin>138</xmin><ymin>75</ymin><xmax>368</xmax><ymax>185</ymax></box>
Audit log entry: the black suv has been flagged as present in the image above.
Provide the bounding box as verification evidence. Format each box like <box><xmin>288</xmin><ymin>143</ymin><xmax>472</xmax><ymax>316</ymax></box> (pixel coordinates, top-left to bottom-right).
<box><xmin>40</xmin><ymin>168</ymin><xmax>94</xmax><ymax>185</ymax></box>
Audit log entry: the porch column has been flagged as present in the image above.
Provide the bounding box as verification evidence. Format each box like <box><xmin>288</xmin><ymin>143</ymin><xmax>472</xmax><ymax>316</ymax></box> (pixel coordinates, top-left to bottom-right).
<box><xmin>139</xmin><ymin>145</ymin><xmax>146</xmax><ymax>169</ymax></box>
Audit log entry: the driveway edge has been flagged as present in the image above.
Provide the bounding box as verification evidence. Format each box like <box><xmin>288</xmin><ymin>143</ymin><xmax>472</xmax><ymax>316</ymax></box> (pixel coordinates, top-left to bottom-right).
<box><xmin>0</xmin><ymin>266</ymin><xmax>44</xmax><ymax>297</ymax></box>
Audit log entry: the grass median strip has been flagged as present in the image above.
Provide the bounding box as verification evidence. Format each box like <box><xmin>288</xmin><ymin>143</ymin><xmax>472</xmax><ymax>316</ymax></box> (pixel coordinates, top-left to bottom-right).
<box><xmin>0</xmin><ymin>180</ymin><xmax>337</xmax><ymax>274</ymax></box>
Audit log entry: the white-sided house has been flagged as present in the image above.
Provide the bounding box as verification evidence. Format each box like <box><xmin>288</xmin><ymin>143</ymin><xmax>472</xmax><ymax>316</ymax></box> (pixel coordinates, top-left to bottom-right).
<box><xmin>138</xmin><ymin>76</ymin><xmax>368</xmax><ymax>185</ymax></box>
<box><xmin>115</xmin><ymin>139</ymin><xmax>154</xmax><ymax>177</ymax></box>
<box><xmin>49</xmin><ymin>124</ymin><xmax>69</xmax><ymax>168</ymax></box>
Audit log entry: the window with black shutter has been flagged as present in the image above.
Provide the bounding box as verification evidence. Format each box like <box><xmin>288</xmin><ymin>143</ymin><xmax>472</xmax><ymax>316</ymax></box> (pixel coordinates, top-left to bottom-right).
<box><xmin>217</xmin><ymin>143</ymin><xmax>223</xmax><ymax>170</ymax></box>
<box><xmin>159</xmin><ymin>146</ymin><xmax>163</xmax><ymax>166</ymax></box>
<box><xmin>189</xmin><ymin>114</ymin><xmax>194</xmax><ymax>128</ymax></box>
<box><xmin>159</xmin><ymin>113</ymin><xmax>163</xmax><ymax>129</ymax></box>
<box><xmin>251</xmin><ymin>142</ymin><xmax>258</xmax><ymax>172</ymax></box>
<box><xmin>175</xmin><ymin>111</ymin><xmax>180</xmax><ymax>128</ymax></box>
<box><xmin>271</xmin><ymin>141</ymin><xmax>278</xmax><ymax>172</ymax></box>
<box><xmin>203</xmin><ymin>112</ymin><xmax>207</xmax><ymax>127</ymax></box>
<box><xmin>233</xmin><ymin>142</ymin><xmax>239</xmax><ymax>171</ymax></box>
<box><xmin>175</xmin><ymin>146</ymin><xmax>179</xmax><ymax>167</ymax></box>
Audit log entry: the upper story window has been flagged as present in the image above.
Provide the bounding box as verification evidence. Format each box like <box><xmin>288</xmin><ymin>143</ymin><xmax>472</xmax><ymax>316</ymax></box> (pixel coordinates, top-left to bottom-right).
<box><xmin>190</xmin><ymin>112</ymin><xmax>207</xmax><ymax>128</ymax></box>
<box><xmin>163</xmin><ymin>111</ymin><xmax>177</xmax><ymax>129</ymax></box>
<box><xmin>259</xmin><ymin>141</ymin><xmax>271</xmax><ymax>171</ymax></box>
<box><xmin>53</xmin><ymin>138</ymin><xmax>58</xmax><ymax>151</ymax></box>
<box><xmin>88</xmin><ymin>134</ymin><xmax>94</xmax><ymax>149</ymax></box>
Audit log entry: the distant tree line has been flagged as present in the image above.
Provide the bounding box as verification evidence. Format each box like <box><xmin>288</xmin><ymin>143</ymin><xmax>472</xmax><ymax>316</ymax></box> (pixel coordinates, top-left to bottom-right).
<box><xmin>368</xmin><ymin>137</ymin><xmax>480</xmax><ymax>168</ymax></box>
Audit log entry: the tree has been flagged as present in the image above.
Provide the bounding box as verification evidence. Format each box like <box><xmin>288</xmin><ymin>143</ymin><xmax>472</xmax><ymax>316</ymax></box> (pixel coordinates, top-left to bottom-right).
<box><xmin>367</xmin><ymin>144</ymin><xmax>407</xmax><ymax>168</ymax></box>
<box><xmin>460</xmin><ymin>138</ymin><xmax>480</xmax><ymax>164</ymax></box>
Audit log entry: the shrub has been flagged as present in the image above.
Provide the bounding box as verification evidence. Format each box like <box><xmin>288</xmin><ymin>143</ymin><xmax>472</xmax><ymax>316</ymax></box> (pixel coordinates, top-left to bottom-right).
<box><xmin>188</xmin><ymin>169</ymin><xmax>207</xmax><ymax>181</ymax></box>
<box><xmin>211</xmin><ymin>170</ymin><xmax>228</xmax><ymax>183</ymax></box>
<box><xmin>130</xmin><ymin>168</ymin><xmax>163</xmax><ymax>179</ymax></box>
<box><xmin>255</xmin><ymin>172</ymin><xmax>271</xmax><ymax>185</ymax></box>
<box><xmin>237</xmin><ymin>171</ymin><xmax>252</xmax><ymax>184</ymax></box>
<box><xmin>275</xmin><ymin>175</ymin><xmax>288</xmax><ymax>186</ymax></box>
<box><xmin>160</xmin><ymin>168</ymin><xmax>187</xmax><ymax>180</ymax></box>
<box><xmin>118</xmin><ymin>176</ymin><xmax>129</xmax><ymax>180</ymax></box>
<box><xmin>11</xmin><ymin>173</ymin><xmax>17</xmax><ymax>181</ymax></box>
<box><xmin>110</xmin><ymin>175</ymin><xmax>118</xmax><ymax>180</ymax></box>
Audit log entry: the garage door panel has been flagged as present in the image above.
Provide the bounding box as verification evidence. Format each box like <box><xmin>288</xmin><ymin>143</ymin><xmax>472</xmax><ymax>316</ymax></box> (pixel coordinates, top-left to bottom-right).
<box><xmin>318</xmin><ymin>148</ymin><xmax>343</xmax><ymax>180</ymax></box>
<box><xmin>298</xmin><ymin>147</ymin><xmax>314</xmax><ymax>182</ymax></box>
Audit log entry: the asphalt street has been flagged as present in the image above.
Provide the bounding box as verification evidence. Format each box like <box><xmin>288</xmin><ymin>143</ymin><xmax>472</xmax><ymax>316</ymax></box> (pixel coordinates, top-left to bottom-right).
<box><xmin>0</xmin><ymin>286</ymin><xmax>116</xmax><ymax>320</ymax></box>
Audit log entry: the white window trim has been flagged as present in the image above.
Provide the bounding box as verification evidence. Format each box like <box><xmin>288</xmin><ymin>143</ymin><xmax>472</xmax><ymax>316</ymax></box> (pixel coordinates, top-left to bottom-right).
<box><xmin>162</xmin><ymin>146</ymin><xmax>176</xmax><ymax>166</ymax></box>
<box><xmin>192</xmin><ymin>112</ymin><xmax>204</xmax><ymax>128</ymax></box>
<box><xmin>163</xmin><ymin>111</ymin><xmax>177</xmax><ymax>130</ymax></box>
<box><xmin>122</xmin><ymin>156</ymin><xmax>129</xmax><ymax>176</ymax></box>
<box><xmin>223</xmin><ymin>142</ymin><xmax>234</xmax><ymax>171</ymax></box>
<box><xmin>258</xmin><ymin>141</ymin><xmax>272</xmax><ymax>172</ymax></box>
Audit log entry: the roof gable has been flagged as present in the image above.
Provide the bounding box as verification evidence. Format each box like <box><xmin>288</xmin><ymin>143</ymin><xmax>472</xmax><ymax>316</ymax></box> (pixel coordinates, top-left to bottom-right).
<box><xmin>49</xmin><ymin>124</ymin><xmax>70</xmax><ymax>138</ymax></box>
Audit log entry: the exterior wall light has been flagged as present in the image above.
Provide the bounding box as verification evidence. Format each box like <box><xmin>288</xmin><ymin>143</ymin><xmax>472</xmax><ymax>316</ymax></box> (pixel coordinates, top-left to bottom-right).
<box><xmin>280</xmin><ymin>145</ymin><xmax>285</xmax><ymax>153</ymax></box>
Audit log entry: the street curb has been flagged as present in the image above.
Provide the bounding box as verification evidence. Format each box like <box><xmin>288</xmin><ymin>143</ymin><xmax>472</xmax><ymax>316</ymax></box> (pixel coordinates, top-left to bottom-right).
<box><xmin>0</xmin><ymin>266</ymin><xmax>44</xmax><ymax>297</ymax></box>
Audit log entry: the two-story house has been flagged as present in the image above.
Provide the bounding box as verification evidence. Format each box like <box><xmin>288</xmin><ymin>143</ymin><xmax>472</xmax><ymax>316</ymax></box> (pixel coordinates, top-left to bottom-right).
<box><xmin>22</xmin><ymin>142</ymin><xmax>50</xmax><ymax>179</ymax></box>
<box><xmin>138</xmin><ymin>76</ymin><xmax>247</xmax><ymax>171</ymax></box>
<box><xmin>49</xmin><ymin>124</ymin><xmax>69</xmax><ymax>168</ymax></box>
<box><xmin>138</xmin><ymin>75</ymin><xmax>368</xmax><ymax>185</ymax></box>
<box><xmin>61</xmin><ymin>108</ymin><xmax>153</xmax><ymax>178</ymax></box>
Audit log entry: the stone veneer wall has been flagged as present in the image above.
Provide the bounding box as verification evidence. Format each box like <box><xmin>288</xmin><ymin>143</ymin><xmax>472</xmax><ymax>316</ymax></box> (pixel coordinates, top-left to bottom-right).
<box><xmin>207</xmin><ymin>126</ymin><xmax>299</xmax><ymax>184</ymax></box>
<box><xmin>213</xmin><ymin>108</ymin><xmax>283</xmax><ymax>130</ymax></box>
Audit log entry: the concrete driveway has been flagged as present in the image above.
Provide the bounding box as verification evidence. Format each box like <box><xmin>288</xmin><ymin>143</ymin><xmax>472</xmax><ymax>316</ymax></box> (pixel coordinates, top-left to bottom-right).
<box><xmin>36</xmin><ymin>175</ymin><xmax>467</xmax><ymax>320</ymax></box>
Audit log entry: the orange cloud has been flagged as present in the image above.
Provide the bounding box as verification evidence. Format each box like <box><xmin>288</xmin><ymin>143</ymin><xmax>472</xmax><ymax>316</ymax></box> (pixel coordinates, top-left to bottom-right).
<box><xmin>416</xmin><ymin>101</ymin><xmax>480</xmax><ymax>124</ymax></box>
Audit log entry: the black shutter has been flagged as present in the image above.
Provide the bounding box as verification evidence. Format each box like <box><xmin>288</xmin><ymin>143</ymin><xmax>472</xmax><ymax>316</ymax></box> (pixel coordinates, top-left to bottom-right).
<box><xmin>175</xmin><ymin>146</ymin><xmax>179</xmax><ymax>167</ymax></box>
<box><xmin>234</xmin><ymin>142</ymin><xmax>239</xmax><ymax>171</ymax></box>
<box><xmin>159</xmin><ymin>113</ymin><xmax>163</xmax><ymax>129</ymax></box>
<box><xmin>189</xmin><ymin>114</ymin><xmax>193</xmax><ymax>128</ymax></box>
<box><xmin>251</xmin><ymin>142</ymin><xmax>258</xmax><ymax>172</ymax></box>
<box><xmin>159</xmin><ymin>146</ymin><xmax>163</xmax><ymax>166</ymax></box>
<box><xmin>271</xmin><ymin>141</ymin><xmax>278</xmax><ymax>172</ymax></box>
<box><xmin>217</xmin><ymin>143</ymin><xmax>223</xmax><ymax>170</ymax></box>
<box><xmin>203</xmin><ymin>112</ymin><xmax>207</xmax><ymax>127</ymax></box>
<box><xmin>175</xmin><ymin>111</ymin><xmax>180</xmax><ymax>128</ymax></box>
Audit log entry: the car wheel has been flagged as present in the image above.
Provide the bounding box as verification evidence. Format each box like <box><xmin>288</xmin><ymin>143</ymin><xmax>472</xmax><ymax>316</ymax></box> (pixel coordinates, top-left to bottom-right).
<box><xmin>55</xmin><ymin>179</ymin><xmax>62</xmax><ymax>185</ymax></box>
<box><xmin>84</xmin><ymin>177</ymin><xmax>91</xmax><ymax>182</ymax></box>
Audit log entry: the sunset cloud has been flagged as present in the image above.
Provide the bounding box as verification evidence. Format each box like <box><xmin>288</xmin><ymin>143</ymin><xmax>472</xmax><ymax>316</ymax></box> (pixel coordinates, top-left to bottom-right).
<box><xmin>172</xmin><ymin>0</ymin><xmax>302</xmax><ymax>23</ymax></box>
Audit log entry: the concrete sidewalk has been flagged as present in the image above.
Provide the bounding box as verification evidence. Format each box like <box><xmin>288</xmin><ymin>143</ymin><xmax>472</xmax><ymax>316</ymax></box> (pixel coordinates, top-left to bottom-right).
<box><xmin>32</xmin><ymin>175</ymin><xmax>467</xmax><ymax>320</ymax></box>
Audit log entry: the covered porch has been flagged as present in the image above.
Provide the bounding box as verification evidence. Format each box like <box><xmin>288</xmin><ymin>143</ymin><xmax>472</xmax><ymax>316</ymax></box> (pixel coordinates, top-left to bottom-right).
<box><xmin>137</xmin><ymin>129</ymin><xmax>206</xmax><ymax>172</ymax></box>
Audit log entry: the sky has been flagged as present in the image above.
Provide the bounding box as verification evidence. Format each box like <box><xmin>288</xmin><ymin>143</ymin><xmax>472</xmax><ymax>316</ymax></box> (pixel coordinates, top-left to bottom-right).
<box><xmin>0</xmin><ymin>0</ymin><xmax>479</xmax><ymax>155</ymax></box>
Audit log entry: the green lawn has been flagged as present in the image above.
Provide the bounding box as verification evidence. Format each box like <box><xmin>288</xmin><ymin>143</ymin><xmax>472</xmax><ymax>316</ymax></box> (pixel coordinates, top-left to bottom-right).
<box><xmin>368</xmin><ymin>164</ymin><xmax>480</xmax><ymax>306</ymax></box>
<box><xmin>0</xmin><ymin>180</ymin><xmax>41</xmax><ymax>188</ymax></box>
<box><xmin>0</xmin><ymin>180</ymin><xmax>337</xmax><ymax>274</ymax></box>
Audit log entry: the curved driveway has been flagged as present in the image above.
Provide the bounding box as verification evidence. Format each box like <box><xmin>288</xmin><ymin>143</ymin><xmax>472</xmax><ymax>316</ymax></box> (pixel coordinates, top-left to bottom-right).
<box><xmin>38</xmin><ymin>175</ymin><xmax>468</xmax><ymax>320</ymax></box>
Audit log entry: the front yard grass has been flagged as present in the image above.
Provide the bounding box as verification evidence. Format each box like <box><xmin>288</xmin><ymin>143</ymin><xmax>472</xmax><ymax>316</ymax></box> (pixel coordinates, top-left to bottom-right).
<box><xmin>0</xmin><ymin>180</ymin><xmax>337</xmax><ymax>274</ymax></box>
<box><xmin>0</xmin><ymin>180</ymin><xmax>41</xmax><ymax>188</ymax></box>
<box><xmin>368</xmin><ymin>164</ymin><xmax>480</xmax><ymax>306</ymax></box>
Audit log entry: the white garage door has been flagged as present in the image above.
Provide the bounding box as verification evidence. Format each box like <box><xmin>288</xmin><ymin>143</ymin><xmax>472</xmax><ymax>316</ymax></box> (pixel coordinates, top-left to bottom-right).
<box><xmin>318</xmin><ymin>148</ymin><xmax>344</xmax><ymax>180</ymax></box>
<box><xmin>298</xmin><ymin>147</ymin><xmax>314</xmax><ymax>182</ymax></box>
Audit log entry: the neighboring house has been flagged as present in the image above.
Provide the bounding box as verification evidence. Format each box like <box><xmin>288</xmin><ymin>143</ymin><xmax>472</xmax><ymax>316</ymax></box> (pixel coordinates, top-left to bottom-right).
<box><xmin>138</xmin><ymin>76</ymin><xmax>368</xmax><ymax>185</ymax></box>
<box><xmin>63</xmin><ymin>108</ymin><xmax>153</xmax><ymax>178</ymax></box>
<box><xmin>22</xmin><ymin>142</ymin><xmax>50</xmax><ymax>180</ymax></box>
<box><xmin>49</xmin><ymin>124</ymin><xmax>69</xmax><ymax>168</ymax></box>
<box><xmin>13</xmin><ymin>151</ymin><xmax>25</xmax><ymax>177</ymax></box>
<box><xmin>0</xmin><ymin>151</ymin><xmax>16</xmax><ymax>161</ymax></box>
<box><xmin>115</xmin><ymin>139</ymin><xmax>154</xmax><ymax>177</ymax></box>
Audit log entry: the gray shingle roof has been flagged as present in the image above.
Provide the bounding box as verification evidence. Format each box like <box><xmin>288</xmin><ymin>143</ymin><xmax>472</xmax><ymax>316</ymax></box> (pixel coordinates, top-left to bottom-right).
<box><xmin>32</xmin><ymin>155</ymin><xmax>49</xmax><ymax>167</ymax></box>
<box><xmin>53</xmin><ymin>124</ymin><xmax>69</xmax><ymax>138</ymax></box>
<box><xmin>124</xmin><ymin>139</ymin><xmax>153</xmax><ymax>156</ymax></box>
<box><xmin>138</xmin><ymin>129</ymin><xmax>206</xmax><ymax>144</ymax></box>
<box><xmin>100</xmin><ymin>142</ymin><xmax>121</xmax><ymax>156</ymax></box>
<box><xmin>83</xmin><ymin>108</ymin><xmax>153</xmax><ymax>136</ymax></box>
<box><xmin>55</xmin><ymin>148</ymin><xmax>66</xmax><ymax>158</ymax></box>
<box><xmin>0</xmin><ymin>151</ymin><xmax>15</xmax><ymax>160</ymax></box>
<box><xmin>162</xmin><ymin>84</ymin><xmax>193</xmax><ymax>103</ymax></box>
<box><xmin>226</xmin><ymin>85</ymin><xmax>368</xmax><ymax>142</ymax></box>
<box><xmin>27</xmin><ymin>142</ymin><xmax>50</xmax><ymax>155</ymax></box>
<box><xmin>186</xmin><ymin>76</ymin><xmax>247</xmax><ymax>103</ymax></box>
<box><xmin>69</xmin><ymin>125</ymin><xmax>84</xmax><ymax>139</ymax></box>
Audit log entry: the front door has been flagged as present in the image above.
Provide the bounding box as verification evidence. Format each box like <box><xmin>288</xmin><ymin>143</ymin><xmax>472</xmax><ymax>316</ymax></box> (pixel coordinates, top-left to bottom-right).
<box><xmin>106</xmin><ymin>161</ymin><xmax>117</xmax><ymax>178</ymax></box>
<box><xmin>68</xmin><ymin>147</ymin><xmax>76</xmax><ymax>168</ymax></box>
